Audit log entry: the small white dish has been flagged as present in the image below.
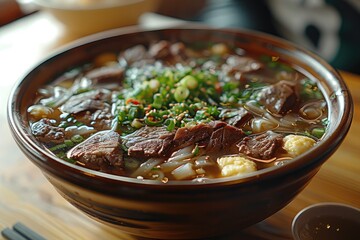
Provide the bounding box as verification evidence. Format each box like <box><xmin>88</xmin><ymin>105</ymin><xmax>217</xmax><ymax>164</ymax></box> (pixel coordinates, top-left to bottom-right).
<box><xmin>292</xmin><ymin>202</ymin><xmax>360</xmax><ymax>240</ymax></box>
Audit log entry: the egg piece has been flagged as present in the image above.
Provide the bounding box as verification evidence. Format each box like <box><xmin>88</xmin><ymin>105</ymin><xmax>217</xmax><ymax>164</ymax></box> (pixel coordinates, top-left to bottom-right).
<box><xmin>217</xmin><ymin>156</ymin><xmax>257</xmax><ymax>177</ymax></box>
<box><xmin>283</xmin><ymin>135</ymin><xmax>316</xmax><ymax>157</ymax></box>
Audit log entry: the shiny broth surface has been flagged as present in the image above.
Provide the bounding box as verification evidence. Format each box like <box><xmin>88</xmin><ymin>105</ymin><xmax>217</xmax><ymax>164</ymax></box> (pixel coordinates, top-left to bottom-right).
<box><xmin>28</xmin><ymin>41</ymin><xmax>328</xmax><ymax>182</ymax></box>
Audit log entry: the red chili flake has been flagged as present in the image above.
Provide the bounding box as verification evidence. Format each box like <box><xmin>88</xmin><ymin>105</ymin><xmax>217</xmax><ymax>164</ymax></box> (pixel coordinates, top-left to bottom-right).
<box><xmin>215</xmin><ymin>82</ymin><xmax>222</xmax><ymax>94</ymax></box>
<box><xmin>126</xmin><ymin>98</ymin><xmax>140</xmax><ymax>105</ymax></box>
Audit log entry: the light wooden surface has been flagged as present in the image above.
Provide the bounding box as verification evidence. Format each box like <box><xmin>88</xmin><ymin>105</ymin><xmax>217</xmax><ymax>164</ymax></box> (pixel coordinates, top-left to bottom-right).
<box><xmin>0</xmin><ymin>12</ymin><xmax>359</xmax><ymax>240</ymax></box>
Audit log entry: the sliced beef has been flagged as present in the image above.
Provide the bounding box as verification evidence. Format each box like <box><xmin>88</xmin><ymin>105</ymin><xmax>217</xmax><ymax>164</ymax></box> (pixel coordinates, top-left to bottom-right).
<box><xmin>122</xmin><ymin>126</ymin><xmax>175</xmax><ymax>158</ymax></box>
<box><xmin>122</xmin><ymin>121</ymin><xmax>246</xmax><ymax>158</ymax></box>
<box><xmin>258</xmin><ymin>80</ymin><xmax>298</xmax><ymax>114</ymax></box>
<box><xmin>149</xmin><ymin>40</ymin><xmax>171</xmax><ymax>59</ymax></box>
<box><xmin>61</xmin><ymin>89</ymin><xmax>111</xmax><ymax>114</ymax></box>
<box><xmin>207</xmin><ymin>124</ymin><xmax>245</xmax><ymax>152</ymax></box>
<box><xmin>173</xmin><ymin>123</ymin><xmax>213</xmax><ymax>148</ymax></box>
<box><xmin>209</xmin><ymin>121</ymin><xmax>228</xmax><ymax>129</ymax></box>
<box><xmin>85</xmin><ymin>65</ymin><xmax>124</xmax><ymax>83</ymax></box>
<box><xmin>170</xmin><ymin>42</ymin><xmax>186</xmax><ymax>57</ymax></box>
<box><xmin>31</xmin><ymin>118</ymin><xmax>65</xmax><ymax>144</ymax></box>
<box><xmin>237</xmin><ymin>131</ymin><xmax>284</xmax><ymax>160</ymax></box>
<box><xmin>222</xmin><ymin>56</ymin><xmax>263</xmax><ymax>74</ymax></box>
<box><xmin>223</xmin><ymin>125</ymin><xmax>245</xmax><ymax>147</ymax></box>
<box><xmin>67</xmin><ymin>130</ymin><xmax>123</xmax><ymax>171</ymax></box>
<box><xmin>121</xmin><ymin>44</ymin><xmax>149</xmax><ymax>65</ymax></box>
<box><xmin>75</xmin><ymin>109</ymin><xmax>113</xmax><ymax>131</ymax></box>
<box><xmin>148</xmin><ymin>41</ymin><xmax>189</xmax><ymax>65</ymax></box>
<box><xmin>221</xmin><ymin>108</ymin><xmax>253</xmax><ymax>127</ymax></box>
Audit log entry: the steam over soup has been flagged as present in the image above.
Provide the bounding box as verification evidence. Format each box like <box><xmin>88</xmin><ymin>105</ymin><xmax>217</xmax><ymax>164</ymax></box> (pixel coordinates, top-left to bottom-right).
<box><xmin>28</xmin><ymin>41</ymin><xmax>328</xmax><ymax>182</ymax></box>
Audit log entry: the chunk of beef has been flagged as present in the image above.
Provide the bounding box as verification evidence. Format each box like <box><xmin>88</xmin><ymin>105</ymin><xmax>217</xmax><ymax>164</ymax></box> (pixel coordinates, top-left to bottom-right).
<box><xmin>122</xmin><ymin>126</ymin><xmax>175</xmax><ymax>158</ymax></box>
<box><xmin>121</xmin><ymin>44</ymin><xmax>149</xmax><ymax>65</ymax></box>
<box><xmin>207</xmin><ymin>124</ymin><xmax>245</xmax><ymax>152</ymax></box>
<box><xmin>222</xmin><ymin>56</ymin><xmax>263</xmax><ymax>74</ymax></box>
<box><xmin>75</xmin><ymin>109</ymin><xmax>113</xmax><ymax>131</ymax></box>
<box><xmin>237</xmin><ymin>131</ymin><xmax>284</xmax><ymax>160</ymax></box>
<box><xmin>209</xmin><ymin>121</ymin><xmax>228</xmax><ymax>129</ymax></box>
<box><xmin>221</xmin><ymin>108</ymin><xmax>253</xmax><ymax>128</ymax></box>
<box><xmin>258</xmin><ymin>80</ymin><xmax>298</xmax><ymax>114</ymax></box>
<box><xmin>173</xmin><ymin>123</ymin><xmax>213</xmax><ymax>148</ymax></box>
<box><xmin>67</xmin><ymin>130</ymin><xmax>123</xmax><ymax>170</ymax></box>
<box><xmin>61</xmin><ymin>89</ymin><xmax>111</xmax><ymax>114</ymax></box>
<box><xmin>170</xmin><ymin>42</ymin><xmax>186</xmax><ymax>57</ymax></box>
<box><xmin>85</xmin><ymin>65</ymin><xmax>124</xmax><ymax>83</ymax></box>
<box><xmin>31</xmin><ymin>118</ymin><xmax>64</xmax><ymax>144</ymax></box>
<box><xmin>149</xmin><ymin>40</ymin><xmax>171</xmax><ymax>59</ymax></box>
<box><xmin>122</xmin><ymin>121</ymin><xmax>246</xmax><ymax>158</ymax></box>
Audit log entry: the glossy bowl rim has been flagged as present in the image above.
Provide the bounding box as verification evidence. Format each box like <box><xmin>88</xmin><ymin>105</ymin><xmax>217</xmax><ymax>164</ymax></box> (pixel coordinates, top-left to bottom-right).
<box><xmin>7</xmin><ymin>26</ymin><xmax>353</xmax><ymax>188</ymax></box>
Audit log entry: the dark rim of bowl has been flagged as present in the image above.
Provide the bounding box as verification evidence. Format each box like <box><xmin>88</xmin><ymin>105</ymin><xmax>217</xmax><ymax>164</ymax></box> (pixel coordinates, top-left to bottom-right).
<box><xmin>7</xmin><ymin>26</ymin><xmax>353</xmax><ymax>188</ymax></box>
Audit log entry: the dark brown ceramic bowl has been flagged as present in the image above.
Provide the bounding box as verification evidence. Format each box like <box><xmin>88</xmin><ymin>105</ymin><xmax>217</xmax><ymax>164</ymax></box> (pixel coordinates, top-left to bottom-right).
<box><xmin>8</xmin><ymin>27</ymin><xmax>353</xmax><ymax>239</ymax></box>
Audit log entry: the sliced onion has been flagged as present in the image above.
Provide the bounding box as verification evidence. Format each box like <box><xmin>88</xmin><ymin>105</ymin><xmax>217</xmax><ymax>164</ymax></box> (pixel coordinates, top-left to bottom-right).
<box><xmin>71</xmin><ymin>77</ymin><xmax>93</xmax><ymax>93</ymax></box>
<box><xmin>299</xmin><ymin>101</ymin><xmax>325</xmax><ymax>120</ymax></box>
<box><xmin>244</xmin><ymin>100</ymin><xmax>265</xmax><ymax>117</ymax></box>
<box><xmin>171</xmin><ymin>163</ymin><xmax>197</xmax><ymax>180</ymax></box>
<box><xmin>168</xmin><ymin>145</ymin><xmax>194</xmax><ymax>162</ymax></box>
<box><xmin>160</xmin><ymin>159</ymin><xmax>191</xmax><ymax>173</ymax></box>
<box><xmin>131</xmin><ymin>158</ymin><xmax>163</xmax><ymax>178</ymax></box>
<box><xmin>251</xmin><ymin>118</ymin><xmax>278</xmax><ymax>133</ymax></box>
<box><xmin>194</xmin><ymin>156</ymin><xmax>215</xmax><ymax>168</ymax></box>
<box><xmin>148</xmin><ymin>170</ymin><xmax>165</xmax><ymax>181</ymax></box>
<box><xmin>40</xmin><ymin>86</ymin><xmax>72</xmax><ymax>108</ymax></box>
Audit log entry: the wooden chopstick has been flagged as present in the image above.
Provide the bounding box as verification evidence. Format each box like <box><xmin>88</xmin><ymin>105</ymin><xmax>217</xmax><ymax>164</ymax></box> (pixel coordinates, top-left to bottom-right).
<box><xmin>1</xmin><ymin>222</ymin><xmax>46</xmax><ymax>240</ymax></box>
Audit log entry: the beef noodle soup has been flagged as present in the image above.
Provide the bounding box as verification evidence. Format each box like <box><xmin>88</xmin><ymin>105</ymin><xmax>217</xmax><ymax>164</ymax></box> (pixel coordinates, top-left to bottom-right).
<box><xmin>27</xmin><ymin>41</ymin><xmax>328</xmax><ymax>182</ymax></box>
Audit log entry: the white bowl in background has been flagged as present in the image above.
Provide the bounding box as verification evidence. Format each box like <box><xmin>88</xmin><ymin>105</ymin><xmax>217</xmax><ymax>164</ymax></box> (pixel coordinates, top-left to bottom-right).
<box><xmin>33</xmin><ymin>0</ymin><xmax>160</xmax><ymax>36</ymax></box>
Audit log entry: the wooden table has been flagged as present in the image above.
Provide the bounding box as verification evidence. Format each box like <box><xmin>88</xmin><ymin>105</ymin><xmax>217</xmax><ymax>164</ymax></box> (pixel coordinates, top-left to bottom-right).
<box><xmin>0</xmin><ymin>11</ymin><xmax>359</xmax><ymax>240</ymax></box>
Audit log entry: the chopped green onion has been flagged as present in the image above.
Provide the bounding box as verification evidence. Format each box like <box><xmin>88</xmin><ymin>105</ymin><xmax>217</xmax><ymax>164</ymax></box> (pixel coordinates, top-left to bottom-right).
<box><xmin>128</xmin><ymin>106</ymin><xmax>144</xmax><ymax>120</ymax></box>
<box><xmin>194</xmin><ymin>110</ymin><xmax>208</xmax><ymax>121</ymax></box>
<box><xmin>71</xmin><ymin>134</ymin><xmax>84</xmax><ymax>143</ymax></box>
<box><xmin>145</xmin><ymin>112</ymin><xmax>164</xmax><ymax>126</ymax></box>
<box><xmin>166</xmin><ymin>119</ymin><xmax>176</xmax><ymax>131</ymax></box>
<box><xmin>244</xmin><ymin>130</ymin><xmax>252</xmax><ymax>135</ymax></box>
<box><xmin>180</xmin><ymin>75</ymin><xmax>198</xmax><ymax>90</ymax></box>
<box><xmin>192</xmin><ymin>144</ymin><xmax>200</xmax><ymax>156</ymax></box>
<box><xmin>118</xmin><ymin>110</ymin><xmax>127</xmax><ymax>122</ymax></box>
<box><xmin>49</xmin><ymin>143</ymin><xmax>67</xmax><ymax>152</ymax></box>
<box><xmin>148</xmin><ymin>79</ymin><xmax>160</xmax><ymax>91</ymax></box>
<box><xmin>131</xmin><ymin>119</ymin><xmax>143</xmax><ymax>129</ymax></box>
<box><xmin>174</xmin><ymin>86</ymin><xmax>190</xmax><ymax>102</ymax></box>
<box><xmin>322</xmin><ymin>118</ymin><xmax>329</xmax><ymax>127</ymax></box>
<box><xmin>152</xmin><ymin>93</ymin><xmax>163</xmax><ymax>109</ymax></box>
<box><xmin>64</xmin><ymin>139</ymin><xmax>74</xmax><ymax>147</ymax></box>
<box><xmin>206</xmin><ymin>106</ymin><xmax>220</xmax><ymax>118</ymax></box>
<box><xmin>311</xmin><ymin>128</ymin><xmax>325</xmax><ymax>139</ymax></box>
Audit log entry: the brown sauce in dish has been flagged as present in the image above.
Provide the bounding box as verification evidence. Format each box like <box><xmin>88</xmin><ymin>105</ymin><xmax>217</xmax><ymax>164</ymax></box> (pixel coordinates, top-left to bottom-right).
<box><xmin>298</xmin><ymin>215</ymin><xmax>360</xmax><ymax>240</ymax></box>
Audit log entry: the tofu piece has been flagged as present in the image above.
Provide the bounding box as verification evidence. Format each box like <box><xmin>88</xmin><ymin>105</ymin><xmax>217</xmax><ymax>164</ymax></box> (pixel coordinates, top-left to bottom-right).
<box><xmin>217</xmin><ymin>156</ymin><xmax>257</xmax><ymax>177</ymax></box>
<box><xmin>283</xmin><ymin>135</ymin><xmax>316</xmax><ymax>157</ymax></box>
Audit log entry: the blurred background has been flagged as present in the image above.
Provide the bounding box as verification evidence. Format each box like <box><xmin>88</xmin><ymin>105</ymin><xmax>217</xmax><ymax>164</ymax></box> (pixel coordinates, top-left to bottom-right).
<box><xmin>1</xmin><ymin>0</ymin><xmax>359</xmax><ymax>74</ymax></box>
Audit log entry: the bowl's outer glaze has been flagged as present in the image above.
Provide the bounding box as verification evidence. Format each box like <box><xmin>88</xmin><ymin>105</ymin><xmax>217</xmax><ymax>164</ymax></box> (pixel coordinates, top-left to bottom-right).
<box><xmin>8</xmin><ymin>27</ymin><xmax>353</xmax><ymax>239</ymax></box>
